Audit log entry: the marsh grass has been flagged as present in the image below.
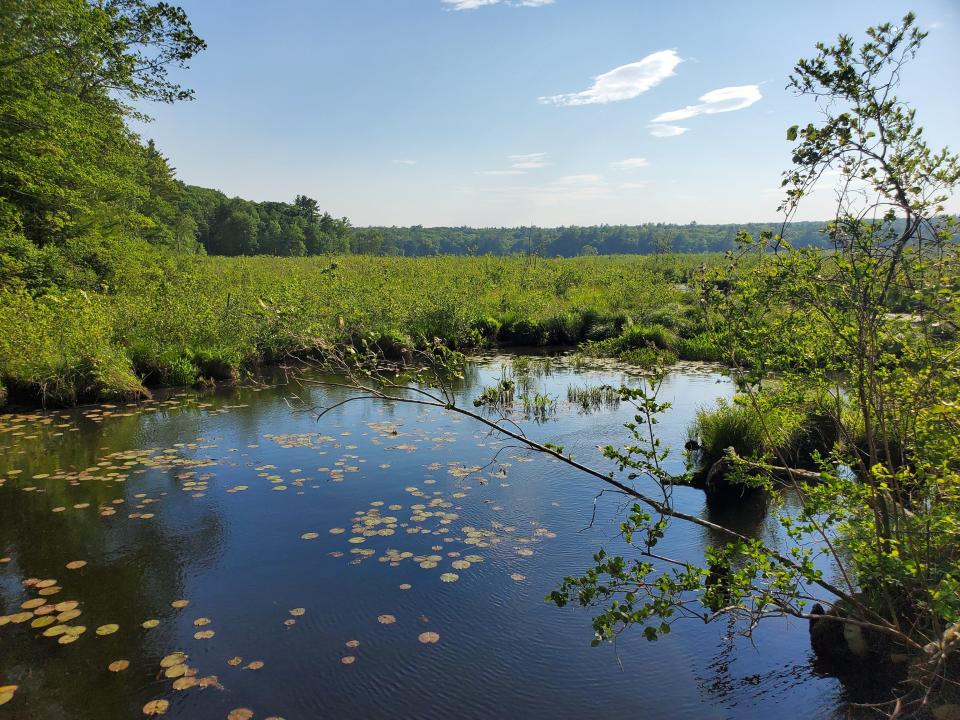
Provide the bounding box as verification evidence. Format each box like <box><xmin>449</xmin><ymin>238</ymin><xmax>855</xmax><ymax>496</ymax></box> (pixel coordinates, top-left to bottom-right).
<box><xmin>1</xmin><ymin>253</ymin><xmax>721</xmax><ymax>406</ymax></box>
<box><xmin>566</xmin><ymin>384</ymin><xmax>621</xmax><ymax>412</ymax></box>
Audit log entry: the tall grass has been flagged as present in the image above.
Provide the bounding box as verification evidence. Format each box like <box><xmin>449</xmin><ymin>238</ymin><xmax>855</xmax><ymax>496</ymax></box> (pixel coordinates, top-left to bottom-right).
<box><xmin>1</xmin><ymin>253</ymin><xmax>720</xmax><ymax>406</ymax></box>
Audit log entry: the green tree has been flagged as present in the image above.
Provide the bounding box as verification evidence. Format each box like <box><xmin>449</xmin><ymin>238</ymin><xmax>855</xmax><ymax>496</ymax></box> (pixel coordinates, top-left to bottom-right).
<box><xmin>0</xmin><ymin>0</ymin><xmax>205</xmax><ymax>281</ymax></box>
<box><xmin>205</xmin><ymin>199</ymin><xmax>258</xmax><ymax>256</ymax></box>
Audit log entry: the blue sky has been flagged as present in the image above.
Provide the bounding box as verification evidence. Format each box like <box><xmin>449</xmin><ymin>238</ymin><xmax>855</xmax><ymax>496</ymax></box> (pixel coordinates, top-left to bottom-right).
<box><xmin>135</xmin><ymin>0</ymin><xmax>960</xmax><ymax>226</ymax></box>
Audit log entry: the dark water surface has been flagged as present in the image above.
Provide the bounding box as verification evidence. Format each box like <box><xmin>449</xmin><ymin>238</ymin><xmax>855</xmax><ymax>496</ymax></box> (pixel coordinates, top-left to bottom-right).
<box><xmin>0</xmin><ymin>356</ymin><xmax>844</xmax><ymax>719</ymax></box>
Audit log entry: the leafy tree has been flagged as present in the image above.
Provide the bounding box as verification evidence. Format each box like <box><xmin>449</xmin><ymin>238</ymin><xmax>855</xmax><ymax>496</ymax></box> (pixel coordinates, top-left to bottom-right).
<box><xmin>205</xmin><ymin>199</ymin><xmax>258</xmax><ymax>256</ymax></box>
<box><xmin>352</xmin><ymin>228</ymin><xmax>384</xmax><ymax>255</ymax></box>
<box><xmin>0</xmin><ymin>0</ymin><xmax>205</xmax><ymax>284</ymax></box>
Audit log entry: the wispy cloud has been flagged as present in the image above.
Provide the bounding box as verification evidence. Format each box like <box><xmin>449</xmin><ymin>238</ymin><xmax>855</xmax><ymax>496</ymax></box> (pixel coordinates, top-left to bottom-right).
<box><xmin>610</xmin><ymin>157</ymin><xmax>649</xmax><ymax>170</ymax></box>
<box><xmin>392</xmin><ymin>159</ymin><xmax>417</xmax><ymax>166</ymax></box>
<box><xmin>508</xmin><ymin>152</ymin><xmax>550</xmax><ymax>169</ymax></box>
<box><xmin>619</xmin><ymin>181</ymin><xmax>648</xmax><ymax>190</ymax></box>
<box><xmin>648</xmin><ymin>124</ymin><xmax>689</xmax><ymax>138</ymax></box>
<box><xmin>652</xmin><ymin>84</ymin><xmax>762</xmax><ymax>122</ymax></box>
<box><xmin>442</xmin><ymin>0</ymin><xmax>553</xmax><ymax>10</ymax></box>
<box><xmin>539</xmin><ymin>50</ymin><xmax>682</xmax><ymax>106</ymax></box>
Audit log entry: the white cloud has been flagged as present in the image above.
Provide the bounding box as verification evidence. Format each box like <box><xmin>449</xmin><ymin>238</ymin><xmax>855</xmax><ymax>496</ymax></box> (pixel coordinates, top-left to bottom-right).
<box><xmin>610</xmin><ymin>157</ymin><xmax>649</xmax><ymax>170</ymax></box>
<box><xmin>443</xmin><ymin>0</ymin><xmax>499</xmax><ymax>8</ymax></box>
<box><xmin>619</xmin><ymin>182</ymin><xmax>648</xmax><ymax>190</ymax></box>
<box><xmin>648</xmin><ymin>124</ymin><xmax>689</xmax><ymax>138</ymax></box>
<box><xmin>393</xmin><ymin>159</ymin><xmax>417</xmax><ymax>166</ymax></box>
<box><xmin>508</xmin><ymin>152</ymin><xmax>549</xmax><ymax>169</ymax></box>
<box><xmin>476</xmin><ymin>169</ymin><xmax>528</xmax><ymax>176</ymax></box>
<box><xmin>652</xmin><ymin>84</ymin><xmax>761</xmax><ymax>122</ymax></box>
<box><xmin>442</xmin><ymin>0</ymin><xmax>553</xmax><ymax>9</ymax></box>
<box><xmin>539</xmin><ymin>50</ymin><xmax>682</xmax><ymax>106</ymax></box>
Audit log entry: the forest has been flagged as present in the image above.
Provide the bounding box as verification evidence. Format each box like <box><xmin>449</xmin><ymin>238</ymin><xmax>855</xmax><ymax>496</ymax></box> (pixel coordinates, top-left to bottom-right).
<box><xmin>1</xmin><ymin>2</ymin><xmax>959</xmax><ymax>719</ymax></box>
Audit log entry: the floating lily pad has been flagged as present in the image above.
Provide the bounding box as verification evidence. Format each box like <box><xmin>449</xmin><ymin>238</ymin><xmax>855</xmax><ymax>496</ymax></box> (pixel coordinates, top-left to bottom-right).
<box><xmin>164</xmin><ymin>663</ymin><xmax>188</xmax><ymax>679</ymax></box>
<box><xmin>142</xmin><ymin>699</ymin><xmax>169</xmax><ymax>716</ymax></box>
<box><xmin>160</xmin><ymin>652</ymin><xmax>187</xmax><ymax>668</ymax></box>
<box><xmin>172</xmin><ymin>677</ymin><xmax>198</xmax><ymax>691</ymax></box>
<box><xmin>108</xmin><ymin>660</ymin><xmax>130</xmax><ymax>672</ymax></box>
<box><xmin>418</xmin><ymin>631</ymin><xmax>440</xmax><ymax>644</ymax></box>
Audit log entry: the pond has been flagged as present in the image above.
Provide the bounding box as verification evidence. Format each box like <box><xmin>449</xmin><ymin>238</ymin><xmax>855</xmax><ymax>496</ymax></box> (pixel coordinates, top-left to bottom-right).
<box><xmin>0</xmin><ymin>355</ymin><xmax>848</xmax><ymax>719</ymax></box>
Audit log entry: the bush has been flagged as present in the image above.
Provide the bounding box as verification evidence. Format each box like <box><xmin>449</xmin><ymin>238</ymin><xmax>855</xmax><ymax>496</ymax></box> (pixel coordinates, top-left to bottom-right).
<box><xmin>0</xmin><ymin>289</ymin><xmax>145</xmax><ymax>404</ymax></box>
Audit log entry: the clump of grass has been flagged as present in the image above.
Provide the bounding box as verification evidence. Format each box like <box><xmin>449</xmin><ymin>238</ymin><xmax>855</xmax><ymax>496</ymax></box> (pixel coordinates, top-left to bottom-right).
<box><xmin>692</xmin><ymin>399</ymin><xmax>768</xmax><ymax>470</ymax></box>
<box><xmin>676</xmin><ymin>333</ymin><xmax>725</xmax><ymax>362</ymax></box>
<box><xmin>567</xmin><ymin>384</ymin><xmax>620</xmax><ymax>411</ymax></box>
<box><xmin>522</xmin><ymin>392</ymin><xmax>556</xmax><ymax>422</ymax></box>
<box><xmin>511</xmin><ymin>355</ymin><xmax>554</xmax><ymax>378</ymax></box>
<box><xmin>580</xmin><ymin>323</ymin><xmax>679</xmax><ymax>367</ymax></box>
<box><xmin>690</xmin><ymin>391</ymin><xmax>829</xmax><ymax>473</ymax></box>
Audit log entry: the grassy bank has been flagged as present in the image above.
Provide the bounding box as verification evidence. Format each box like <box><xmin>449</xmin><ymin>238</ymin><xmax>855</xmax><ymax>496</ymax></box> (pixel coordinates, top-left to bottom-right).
<box><xmin>0</xmin><ymin>252</ymin><xmax>723</xmax><ymax>407</ymax></box>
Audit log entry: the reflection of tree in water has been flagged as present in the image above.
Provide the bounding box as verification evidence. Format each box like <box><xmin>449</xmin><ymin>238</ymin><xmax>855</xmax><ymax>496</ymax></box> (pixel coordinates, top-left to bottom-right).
<box><xmin>697</xmin><ymin>617</ymin><xmax>832</xmax><ymax>716</ymax></box>
<box><xmin>0</xmin><ymin>405</ymin><xmax>226</xmax><ymax>719</ymax></box>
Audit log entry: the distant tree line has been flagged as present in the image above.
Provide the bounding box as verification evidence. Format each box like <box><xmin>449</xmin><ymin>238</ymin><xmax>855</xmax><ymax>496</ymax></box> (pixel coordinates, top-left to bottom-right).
<box><xmin>356</xmin><ymin>222</ymin><xmax>838</xmax><ymax>256</ymax></box>
<box><xmin>178</xmin><ymin>185</ymin><xmax>847</xmax><ymax>257</ymax></box>
<box><xmin>179</xmin><ymin>186</ymin><xmax>353</xmax><ymax>256</ymax></box>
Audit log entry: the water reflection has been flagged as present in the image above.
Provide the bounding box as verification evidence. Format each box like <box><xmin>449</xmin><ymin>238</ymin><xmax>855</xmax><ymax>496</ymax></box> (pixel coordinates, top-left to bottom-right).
<box><xmin>0</xmin><ymin>357</ymin><xmax>845</xmax><ymax>719</ymax></box>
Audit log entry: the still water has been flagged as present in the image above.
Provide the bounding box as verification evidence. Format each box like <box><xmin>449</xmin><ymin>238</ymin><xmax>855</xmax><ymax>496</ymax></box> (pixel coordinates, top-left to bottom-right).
<box><xmin>0</xmin><ymin>356</ymin><xmax>845</xmax><ymax>719</ymax></box>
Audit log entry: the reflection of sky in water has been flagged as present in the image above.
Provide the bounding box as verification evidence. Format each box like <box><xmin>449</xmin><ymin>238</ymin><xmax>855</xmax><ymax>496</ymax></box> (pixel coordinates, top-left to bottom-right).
<box><xmin>0</xmin><ymin>358</ymin><xmax>845</xmax><ymax>719</ymax></box>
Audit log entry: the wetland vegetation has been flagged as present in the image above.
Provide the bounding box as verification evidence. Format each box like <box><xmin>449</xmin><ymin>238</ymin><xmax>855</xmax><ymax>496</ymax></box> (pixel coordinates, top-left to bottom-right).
<box><xmin>1</xmin><ymin>2</ymin><xmax>959</xmax><ymax>719</ymax></box>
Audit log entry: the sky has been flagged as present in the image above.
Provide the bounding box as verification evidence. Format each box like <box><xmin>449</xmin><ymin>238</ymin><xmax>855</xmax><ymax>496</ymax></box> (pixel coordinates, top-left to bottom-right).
<box><xmin>134</xmin><ymin>0</ymin><xmax>960</xmax><ymax>227</ymax></box>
